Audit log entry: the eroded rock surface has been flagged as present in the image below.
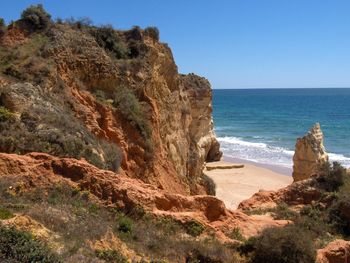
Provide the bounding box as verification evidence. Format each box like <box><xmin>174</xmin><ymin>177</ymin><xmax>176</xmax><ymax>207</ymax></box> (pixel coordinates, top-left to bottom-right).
<box><xmin>317</xmin><ymin>239</ymin><xmax>350</xmax><ymax>263</ymax></box>
<box><xmin>293</xmin><ymin>123</ymin><xmax>329</xmax><ymax>182</ymax></box>
<box><xmin>238</xmin><ymin>178</ymin><xmax>323</xmax><ymax>210</ymax></box>
<box><xmin>0</xmin><ymin>152</ymin><xmax>287</xmax><ymax>240</ymax></box>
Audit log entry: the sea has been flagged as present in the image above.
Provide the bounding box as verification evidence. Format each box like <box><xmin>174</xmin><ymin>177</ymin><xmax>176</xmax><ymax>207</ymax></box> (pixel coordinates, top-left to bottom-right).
<box><xmin>212</xmin><ymin>88</ymin><xmax>350</xmax><ymax>174</ymax></box>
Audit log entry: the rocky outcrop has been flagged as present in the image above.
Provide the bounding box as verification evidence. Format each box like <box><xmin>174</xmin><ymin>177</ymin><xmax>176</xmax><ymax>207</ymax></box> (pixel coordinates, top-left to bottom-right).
<box><xmin>317</xmin><ymin>239</ymin><xmax>350</xmax><ymax>263</ymax></box>
<box><xmin>293</xmin><ymin>123</ymin><xmax>329</xmax><ymax>182</ymax></box>
<box><xmin>238</xmin><ymin>178</ymin><xmax>324</xmax><ymax>210</ymax></box>
<box><xmin>0</xmin><ymin>152</ymin><xmax>288</xmax><ymax>240</ymax></box>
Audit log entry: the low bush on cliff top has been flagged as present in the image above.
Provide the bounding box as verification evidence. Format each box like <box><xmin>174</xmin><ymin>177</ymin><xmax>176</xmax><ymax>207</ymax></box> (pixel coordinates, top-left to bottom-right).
<box><xmin>0</xmin><ymin>18</ymin><xmax>5</xmax><ymax>37</ymax></box>
<box><xmin>21</xmin><ymin>4</ymin><xmax>52</xmax><ymax>31</ymax></box>
<box><xmin>90</xmin><ymin>25</ymin><xmax>129</xmax><ymax>59</ymax></box>
<box><xmin>144</xmin><ymin>26</ymin><xmax>160</xmax><ymax>41</ymax></box>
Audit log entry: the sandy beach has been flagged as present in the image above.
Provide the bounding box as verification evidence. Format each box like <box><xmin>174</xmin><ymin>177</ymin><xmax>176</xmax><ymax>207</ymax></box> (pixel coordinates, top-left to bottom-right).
<box><xmin>204</xmin><ymin>160</ymin><xmax>293</xmax><ymax>210</ymax></box>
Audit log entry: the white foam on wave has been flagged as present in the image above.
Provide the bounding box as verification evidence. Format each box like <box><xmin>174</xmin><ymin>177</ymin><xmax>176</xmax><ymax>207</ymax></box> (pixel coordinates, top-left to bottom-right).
<box><xmin>218</xmin><ymin>136</ymin><xmax>268</xmax><ymax>149</ymax></box>
<box><xmin>217</xmin><ymin>136</ymin><xmax>350</xmax><ymax>168</ymax></box>
<box><xmin>328</xmin><ymin>153</ymin><xmax>350</xmax><ymax>167</ymax></box>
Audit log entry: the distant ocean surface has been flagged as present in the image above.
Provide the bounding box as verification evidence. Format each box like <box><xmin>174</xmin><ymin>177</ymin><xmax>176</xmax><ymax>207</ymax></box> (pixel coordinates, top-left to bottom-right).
<box><xmin>212</xmin><ymin>88</ymin><xmax>350</xmax><ymax>171</ymax></box>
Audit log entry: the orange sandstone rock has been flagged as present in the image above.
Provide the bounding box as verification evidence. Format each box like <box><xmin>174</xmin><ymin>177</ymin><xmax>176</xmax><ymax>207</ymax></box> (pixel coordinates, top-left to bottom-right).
<box><xmin>317</xmin><ymin>239</ymin><xmax>350</xmax><ymax>263</ymax></box>
<box><xmin>0</xmin><ymin>152</ymin><xmax>287</xmax><ymax>240</ymax></box>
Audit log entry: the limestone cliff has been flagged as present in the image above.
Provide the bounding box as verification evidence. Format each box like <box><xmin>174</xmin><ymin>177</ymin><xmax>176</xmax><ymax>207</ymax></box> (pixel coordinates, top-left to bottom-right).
<box><xmin>0</xmin><ymin>21</ymin><xmax>221</xmax><ymax>195</ymax></box>
<box><xmin>292</xmin><ymin>123</ymin><xmax>329</xmax><ymax>182</ymax></box>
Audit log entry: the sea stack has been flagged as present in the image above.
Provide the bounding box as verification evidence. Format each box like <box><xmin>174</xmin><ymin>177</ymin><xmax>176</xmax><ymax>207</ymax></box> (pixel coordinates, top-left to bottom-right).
<box><xmin>292</xmin><ymin>123</ymin><xmax>329</xmax><ymax>182</ymax></box>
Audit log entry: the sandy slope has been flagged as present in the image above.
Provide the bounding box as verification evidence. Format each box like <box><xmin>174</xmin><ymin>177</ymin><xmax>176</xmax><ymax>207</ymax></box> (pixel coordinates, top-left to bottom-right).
<box><xmin>204</xmin><ymin>161</ymin><xmax>292</xmax><ymax>210</ymax></box>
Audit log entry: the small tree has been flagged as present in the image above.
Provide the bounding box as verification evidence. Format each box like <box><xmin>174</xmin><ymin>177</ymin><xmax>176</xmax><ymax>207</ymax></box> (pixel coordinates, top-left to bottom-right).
<box><xmin>144</xmin><ymin>26</ymin><xmax>159</xmax><ymax>41</ymax></box>
<box><xmin>0</xmin><ymin>18</ymin><xmax>5</xmax><ymax>36</ymax></box>
<box><xmin>21</xmin><ymin>4</ymin><xmax>51</xmax><ymax>30</ymax></box>
<box><xmin>0</xmin><ymin>18</ymin><xmax>4</xmax><ymax>27</ymax></box>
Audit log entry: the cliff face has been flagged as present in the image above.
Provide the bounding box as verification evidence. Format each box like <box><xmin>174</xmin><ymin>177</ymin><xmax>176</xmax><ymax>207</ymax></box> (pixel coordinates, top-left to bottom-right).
<box><xmin>0</xmin><ymin>22</ymin><xmax>221</xmax><ymax>195</ymax></box>
<box><xmin>293</xmin><ymin>123</ymin><xmax>329</xmax><ymax>182</ymax></box>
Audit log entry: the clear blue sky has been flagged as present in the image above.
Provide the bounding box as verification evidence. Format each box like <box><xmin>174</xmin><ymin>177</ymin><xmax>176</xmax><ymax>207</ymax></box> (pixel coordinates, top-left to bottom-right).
<box><xmin>2</xmin><ymin>0</ymin><xmax>350</xmax><ymax>89</ymax></box>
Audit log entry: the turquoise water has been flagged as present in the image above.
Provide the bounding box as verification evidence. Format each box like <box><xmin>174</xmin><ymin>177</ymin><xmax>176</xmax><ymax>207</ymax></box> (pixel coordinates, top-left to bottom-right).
<box><xmin>212</xmin><ymin>88</ymin><xmax>350</xmax><ymax>169</ymax></box>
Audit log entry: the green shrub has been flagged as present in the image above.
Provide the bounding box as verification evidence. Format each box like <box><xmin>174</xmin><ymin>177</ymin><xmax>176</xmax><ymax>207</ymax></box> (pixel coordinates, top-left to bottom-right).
<box><xmin>75</xmin><ymin>17</ymin><xmax>93</xmax><ymax>29</ymax></box>
<box><xmin>238</xmin><ymin>236</ymin><xmax>258</xmax><ymax>255</ymax></box>
<box><xmin>0</xmin><ymin>107</ymin><xmax>15</xmax><ymax>122</ymax></box>
<box><xmin>0</xmin><ymin>18</ymin><xmax>5</xmax><ymax>37</ymax></box>
<box><xmin>113</xmin><ymin>86</ymin><xmax>152</xmax><ymax>142</ymax></box>
<box><xmin>294</xmin><ymin>215</ymin><xmax>332</xmax><ymax>248</ymax></box>
<box><xmin>244</xmin><ymin>225</ymin><xmax>316</xmax><ymax>263</ymax></box>
<box><xmin>128</xmin><ymin>26</ymin><xmax>143</xmax><ymax>41</ymax></box>
<box><xmin>100</xmin><ymin>139</ymin><xmax>122</xmax><ymax>172</ymax></box>
<box><xmin>328</xmin><ymin>195</ymin><xmax>350</xmax><ymax>236</ymax></box>
<box><xmin>117</xmin><ymin>215</ymin><xmax>134</xmax><ymax>233</ymax></box>
<box><xmin>0</xmin><ymin>225</ymin><xmax>61</xmax><ymax>262</ymax></box>
<box><xmin>184</xmin><ymin>220</ymin><xmax>205</xmax><ymax>237</ymax></box>
<box><xmin>272</xmin><ymin>202</ymin><xmax>298</xmax><ymax>220</ymax></box>
<box><xmin>202</xmin><ymin>173</ymin><xmax>216</xmax><ymax>196</ymax></box>
<box><xmin>91</xmin><ymin>25</ymin><xmax>129</xmax><ymax>59</ymax></box>
<box><xmin>228</xmin><ymin>227</ymin><xmax>245</xmax><ymax>241</ymax></box>
<box><xmin>186</xmin><ymin>249</ymin><xmax>223</xmax><ymax>263</ymax></box>
<box><xmin>144</xmin><ymin>27</ymin><xmax>160</xmax><ymax>41</ymax></box>
<box><xmin>244</xmin><ymin>203</ymin><xmax>298</xmax><ymax>220</ymax></box>
<box><xmin>21</xmin><ymin>4</ymin><xmax>51</xmax><ymax>30</ymax></box>
<box><xmin>317</xmin><ymin>161</ymin><xmax>346</xmax><ymax>192</ymax></box>
<box><xmin>185</xmin><ymin>238</ymin><xmax>235</xmax><ymax>263</ymax></box>
<box><xmin>0</xmin><ymin>207</ymin><xmax>14</xmax><ymax>220</ymax></box>
<box><xmin>95</xmin><ymin>249</ymin><xmax>128</xmax><ymax>263</ymax></box>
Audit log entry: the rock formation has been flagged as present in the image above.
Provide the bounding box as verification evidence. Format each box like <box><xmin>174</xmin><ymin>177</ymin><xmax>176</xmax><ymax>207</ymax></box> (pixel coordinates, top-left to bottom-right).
<box><xmin>0</xmin><ymin>22</ymin><xmax>222</xmax><ymax>195</ymax></box>
<box><xmin>317</xmin><ymin>239</ymin><xmax>350</xmax><ymax>263</ymax></box>
<box><xmin>292</xmin><ymin>123</ymin><xmax>329</xmax><ymax>182</ymax></box>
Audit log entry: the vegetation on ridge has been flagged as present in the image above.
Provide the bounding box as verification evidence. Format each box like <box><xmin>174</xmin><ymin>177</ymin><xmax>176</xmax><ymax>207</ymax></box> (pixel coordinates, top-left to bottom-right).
<box><xmin>21</xmin><ymin>4</ymin><xmax>52</xmax><ymax>31</ymax></box>
<box><xmin>0</xmin><ymin>4</ymin><xmax>157</xmax><ymax>168</ymax></box>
